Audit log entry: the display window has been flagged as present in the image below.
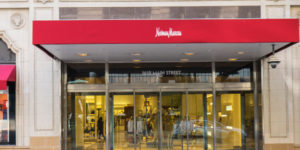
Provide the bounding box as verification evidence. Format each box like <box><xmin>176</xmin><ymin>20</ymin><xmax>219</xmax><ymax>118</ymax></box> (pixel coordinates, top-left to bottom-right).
<box><xmin>0</xmin><ymin>39</ymin><xmax>16</xmax><ymax>145</ymax></box>
<box><xmin>0</xmin><ymin>92</ymin><xmax>9</xmax><ymax>143</ymax></box>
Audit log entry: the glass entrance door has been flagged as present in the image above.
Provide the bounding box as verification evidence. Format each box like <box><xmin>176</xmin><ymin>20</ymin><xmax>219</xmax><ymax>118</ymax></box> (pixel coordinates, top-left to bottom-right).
<box><xmin>110</xmin><ymin>93</ymin><xmax>135</xmax><ymax>150</ymax></box>
<box><xmin>67</xmin><ymin>93</ymin><xmax>106</xmax><ymax>150</ymax></box>
<box><xmin>135</xmin><ymin>93</ymin><xmax>160</xmax><ymax>150</ymax></box>
<box><xmin>215</xmin><ymin>92</ymin><xmax>255</xmax><ymax>150</ymax></box>
<box><xmin>66</xmin><ymin>91</ymin><xmax>255</xmax><ymax>150</ymax></box>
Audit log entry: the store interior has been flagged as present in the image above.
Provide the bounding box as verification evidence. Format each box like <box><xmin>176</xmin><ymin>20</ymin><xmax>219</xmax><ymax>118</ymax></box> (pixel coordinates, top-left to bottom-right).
<box><xmin>67</xmin><ymin>92</ymin><xmax>255</xmax><ymax>150</ymax></box>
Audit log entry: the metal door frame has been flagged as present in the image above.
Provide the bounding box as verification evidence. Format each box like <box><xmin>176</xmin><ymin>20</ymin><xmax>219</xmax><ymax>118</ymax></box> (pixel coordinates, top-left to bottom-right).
<box><xmin>62</xmin><ymin>61</ymin><xmax>260</xmax><ymax>150</ymax></box>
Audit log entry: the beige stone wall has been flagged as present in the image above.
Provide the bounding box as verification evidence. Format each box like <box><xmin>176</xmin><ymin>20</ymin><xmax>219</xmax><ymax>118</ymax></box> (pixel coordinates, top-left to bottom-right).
<box><xmin>0</xmin><ymin>0</ymin><xmax>300</xmax><ymax>149</ymax></box>
<box><xmin>30</xmin><ymin>136</ymin><xmax>60</xmax><ymax>150</ymax></box>
<box><xmin>265</xmin><ymin>144</ymin><xmax>294</xmax><ymax>150</ymax></box>
<box><xmin>0</xmin><ymin>136</ymin><xmax>59</xmax><ymax>150</ymax></box>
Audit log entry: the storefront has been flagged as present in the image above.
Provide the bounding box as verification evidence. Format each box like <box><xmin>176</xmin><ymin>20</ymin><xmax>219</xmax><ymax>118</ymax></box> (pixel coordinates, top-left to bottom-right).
<box><xmin>0</xmin><ymin>39</ymin><xmax>16</xmax><ymax>145</ymax></box>
<box><xmin>33</xmin><ymin>19</ymin><xmax>299</xmax><ymax>150</ymax></box>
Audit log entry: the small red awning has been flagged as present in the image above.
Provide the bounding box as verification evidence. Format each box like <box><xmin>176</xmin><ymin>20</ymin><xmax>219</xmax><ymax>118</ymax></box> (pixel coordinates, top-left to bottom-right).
<box><xmin>0</xmin><ymin>65</ymin><xmax>16</xmax><ymax>90</ymax></box>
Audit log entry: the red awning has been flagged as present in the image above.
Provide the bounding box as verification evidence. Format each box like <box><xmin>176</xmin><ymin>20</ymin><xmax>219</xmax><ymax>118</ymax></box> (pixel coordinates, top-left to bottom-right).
<box><xmin>0</xmin><ymin>65</ymin><xmax>16</xmax><ymax>90</ymax></box>
<box><xmin>33</xmin><ymin>19</ymin><xmax>299</xmax><ymax>44</ymax></box>
<box><xmin>32</xmin><ymin>19</ymin><xmax>299</xmax><ymax>62</ymax></box>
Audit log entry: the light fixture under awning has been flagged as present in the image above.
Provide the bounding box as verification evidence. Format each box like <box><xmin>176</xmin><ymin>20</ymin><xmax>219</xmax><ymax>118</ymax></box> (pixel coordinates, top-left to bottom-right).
<box><xmin>32</xmin><ymin>19</ymin><xmax>299</xmax><ymax>62</ymax></box>
<box><xmin>0</xmin><ymin>65</ymin><xmax>16</xmax><ymax>90</ymax></box>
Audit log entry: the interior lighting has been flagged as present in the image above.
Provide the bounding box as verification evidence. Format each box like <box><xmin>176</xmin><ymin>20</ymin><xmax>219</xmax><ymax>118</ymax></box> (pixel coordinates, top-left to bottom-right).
<box><xmin>207</xmin><ymin>131</ymin><xmax>212</xmax><ymax>136</ymax></box>
<box><xmin>84</xmin><ymin>59</ymin><xmax>93</xmax><ymax>63</ymax></box>
<box><xmin>180</xmin><ymin>58</ymin><xmax>189</xmax><ymax>62</ymax></box>
<box><xmin>226</xmin><ymin>126</ymin><xmax>233</xmax><ymax>129</ymax></box>
<box><xmin>237</xmin><ymin>51</ymin><xmax>245</xmax><ymax>55</ymax></box>
<box><xmin>228</xmin><ymin>58</ymin><xmax>237</xmax><ymax>61</ymax></box>
<box><xmin>208</xmin><ymin>144</ymin><xmax>212</xmax><ymax>149</ymax></box>
<box><xmin>184</xmin><ymin>52</ymin><xmax>194</xmax><ymax>56</ymax></box>
<box><xmin>133</xmin><ymin>59</ymin><xmax>141</xmax><ymax>63</ymax></box>
<box><xmin>131</xmin><ymin>52</ymin><xmax>141</xmax><ymax>56</ymax></box>
<box><xmin>221</xmin><ymin>114</ymin><xmax>228</xmax><ymax>117</ymax></box>
<box><xmin>226</xmin><ymin>105</ymin><xmax>232</xmax><ymax>111</ymax></box>
<box><xmin>78</xmin><ymin>52</ymin><xmax>88</xmax><ymax>57</ymax></box>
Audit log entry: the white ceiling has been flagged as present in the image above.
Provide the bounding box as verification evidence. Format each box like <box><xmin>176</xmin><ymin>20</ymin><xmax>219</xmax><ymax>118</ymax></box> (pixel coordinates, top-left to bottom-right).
<box><xmin>41</xmin><ymin>43</ymin><xmax>288</xmax><ymax>63</ymax></box>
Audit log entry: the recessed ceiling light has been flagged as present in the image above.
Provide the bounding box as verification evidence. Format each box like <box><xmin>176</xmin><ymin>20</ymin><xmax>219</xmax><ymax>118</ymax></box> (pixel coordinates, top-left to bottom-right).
<box><xmin>133</xmin><ymin>59</ymin><xmax>141</xmax><ymax>63</ymax></box>
<box><xmin>237</xmin><ymin>51</ymin><xmax>245</xmax><ymax>55</ymax></box>
<box><xmin>184</xmin><ymin>52</ymin><xmax>194</xmax><ymax>56</ymax></box>
<box><xmin>84</xmin><ymin>59</ymin><xmax>93</xmax><ymax>63</ymax></box>
<box><xmin>131</xmin><ymin>52</ymin><xmax>141</xmax><ymax>56</ymax></box>
<box><xmin>228</xmin><ymin>58</ymin><xmax>238</xmax><ymax>61</ymax></box>
<box><xmin>180</xmin><ymin>58</ymin><xmax>189</xmax><ymax>62</ymax></box>
<box><xmin>78</xmin><ymin>53</ymin><xmax>88</xmax><ymax>57</ymax></box>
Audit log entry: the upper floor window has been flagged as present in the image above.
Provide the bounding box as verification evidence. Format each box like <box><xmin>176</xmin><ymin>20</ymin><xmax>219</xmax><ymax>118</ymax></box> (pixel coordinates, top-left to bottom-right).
<box><xmin>60</xmin><ymin>6</ymin><xmax>261</xmax><ymax>20</ymax></box>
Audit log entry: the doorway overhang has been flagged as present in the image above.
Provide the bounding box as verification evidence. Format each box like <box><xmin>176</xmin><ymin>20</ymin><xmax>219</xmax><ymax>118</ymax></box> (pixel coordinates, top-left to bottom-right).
<box><xmin>33</xmin><ymin>19</ymin><xmax>299</xmax><ymax>63</ymax></box>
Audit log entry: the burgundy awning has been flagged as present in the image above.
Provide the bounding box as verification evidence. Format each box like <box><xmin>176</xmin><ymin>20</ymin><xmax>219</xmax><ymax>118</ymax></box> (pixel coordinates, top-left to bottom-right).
<box><xmin>0</xmin><ymin>65</ymin><xmax>16</xmax><ymax>90</ymax></box>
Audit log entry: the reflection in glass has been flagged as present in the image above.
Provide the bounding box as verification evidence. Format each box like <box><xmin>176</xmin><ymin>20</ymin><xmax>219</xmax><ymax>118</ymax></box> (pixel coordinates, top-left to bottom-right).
<box><xmin>216</xmin><ymin>93</ymin><xmax>242</xmax><ymax>150</ymax></box>
<box><xmin>67</xmin><ymin>64</ymin><xmax>105</xmax><ymax>84</ymax></box>
<box><xmin>135</xmin><ymin>93</ymin><xmax>160</xmax><ymax>150</ymax></box>
<box><xmin>0</xmin><ymin>83</ymin><xmax>16</xmax><ymax>145</ymax></box>
<box><xmin>161</xmin><ymin>93</ymin><xmax>186</xmax><ymax>150</ymax></box>
<box><xmin>0</xmin><ymin>39</ymin><xmax>16</xmax><ymax>64</ymax></box>
<box><xmin>187</xmin><ymin>94</ymin><xmax>204</xmax><ymax>150</ymax></box>
<box><xmin>109</xmin><ymin>63</ymin><xmax>211</xmax><ymax>84</ymax></box>
<box><xmin>245</xmin><ymin>93</ymin><xmax>255</xmax><ymax>149</ymax></box>
<box><xmin>186</xmin><ymin>93</ymin><xmax>213</xmax><ymax>150</ymax></box>
<box><xmin>206</xmin><ymin>94</ymin><xmax>214</xmax><ymax>150</ymax></box>
<box><xmin>215</xmin><ymin>62</ymin><xmax>253</xmax><ymax>83</ymax></box>
<box><xmin>112</xmin><ymin>94</ymin><xmax>134</xmax><ymax>150</ymax></box>
<box><xmin>67</xmin><ymin>93</ymin><xmax>106</xmax><ymax>149</ymax></box>
<box><xmin>0</xmin><ymin>92</ymin><xmax>9</xmax><ymax>143</ymax></box>
<box><xmin>60</xmin><ymin>6</ymin><xmax>260</xmax><ymax>20</ymax></box>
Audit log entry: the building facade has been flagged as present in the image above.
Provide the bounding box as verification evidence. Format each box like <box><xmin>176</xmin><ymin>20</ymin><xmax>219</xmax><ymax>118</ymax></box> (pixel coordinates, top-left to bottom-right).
<box><xmin>0</xmin><ymin>1</ymin><xmax>300</xmax><ymax>150</ymax></box>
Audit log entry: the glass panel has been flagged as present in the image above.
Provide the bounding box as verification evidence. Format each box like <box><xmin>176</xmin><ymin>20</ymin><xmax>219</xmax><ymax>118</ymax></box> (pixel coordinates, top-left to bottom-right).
<box><xmin>187</xmin><ymin>93</ymin><xmax>203</xmax><ymax>150</ymax></box>
<box><xmin>135</xmin><ymin>93</ymin><xmax>160</xmax><ymax>150</ymax></box>
<box><xmin>0</xmin><ymin>91</ymin><xmax>9</xmax><ymax>143</ymax></box>
<box><xmin>67</xmin><ymin>93</ymin><xmax>106</xmax><ymax>149</ymax></box>
<box><xmin>60</xmin><ymin>7</ymin><xmax>260</xmax><ymax>20</ymax></box>
<box><xmin>161</xmin><ymin>92</ymin><xmax>186</xmax><ymax>150</ymax></box>
<box><xmin>0</xmin><ymin>39</ymin><xmax>15</xmax><ymax>64</ymax></box>
<box><xmin>187</xmin><ymin>93</ymin><xmax>213</xmax><ymax>150</ymax></box>
<box><xmin>216</xmin><ymin>93</ymin><xmax>242</xmax><ymax>150</ymax></box>
<box><xmin>109</xmin><ymin>63</ymin><xmax>211</xmax><ymax>84</ymax></box>
<box><xmin>245</xmin><ymin>93</ymin><xmax>255</xmax><ymax>150</ymax></box>
<box><xmin>256</xmin><ymin>60</ymin><xmax>263</xmax><ymax>150</ymax></box>
<box><xmin>112</xmin><ymin>94</ymin><xmax>134</xmax><ymax>150</ymax></box>
<box><xmin>67</xmin><ymin>63</ymin><xmax>105</xmax><ymax>84</ymax></box>
<box><xmin>206</xmin><ymin>94</ymin><xmax>214</xmax><ymax>150</ymax></box>
<box><xmin>0</xmin><ymin>83</ymin><xmax>16</xmax><ymax>145</ymax></box>
<box><xmin>215</xmin><ymin>62</ymin><xmax>253</xmax><ymax>83</ymax></box>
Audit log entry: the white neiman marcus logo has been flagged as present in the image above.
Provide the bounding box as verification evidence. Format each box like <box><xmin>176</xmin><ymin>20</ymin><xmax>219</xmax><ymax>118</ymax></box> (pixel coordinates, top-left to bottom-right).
<box><xmin>155</xmin><ymin>27</ymin><xmax>182</xmax><ymax>38</ymax></box>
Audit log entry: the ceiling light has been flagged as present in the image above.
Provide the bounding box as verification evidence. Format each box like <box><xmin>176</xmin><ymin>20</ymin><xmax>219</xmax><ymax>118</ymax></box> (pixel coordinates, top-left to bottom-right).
<box><xmin>132</xmin><ymin>59</ymin><xmax>141</xmax><ymax>63</ymax></box>
<box><xmin>84</xmin><ymin>59</ymin><xmax>93</xmax><ymax>63</ymax></box>
<box><xmin>184</xmin><ymin>52</ymin><xmax>194</xmax><ymax>56</ymax></box>
<box><xmin>131</xmin><ymin>52</ymin><xmax>141</xmax><ymax>56</ymax></box>
<box><xmin>228</xmin><ymin>58</ymin><xmax>237</xmax><ymax>61</ymax></box>
<box><xmin>78</xmin><ymin>53</ymin><xmax>88</xmax><ymax>57</ymax></box>
<box><xmin>180</xmin><ymin>58</ymin><xmax>189</xmax><ymax>62</ymax></box>
<box><xmin>237</xmin><ymin>51</ymin><xmax>245</xmax><ymax>55</ymax></box>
